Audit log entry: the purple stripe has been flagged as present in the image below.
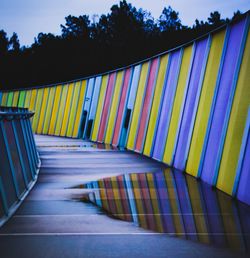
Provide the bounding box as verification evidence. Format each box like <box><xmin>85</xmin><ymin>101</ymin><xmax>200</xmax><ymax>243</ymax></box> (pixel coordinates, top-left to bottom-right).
<box><xmin>152</xmin><ymin>50</ymin><xmax>181</xmax><ymax>160</ymax></box>
<box><xmin>201</xmin><ymin>183</ymin><xmax>227</xmax><ymax>246</ymax></box>
<box><xmin>201</xmin><ymin>19</ymin><xmax>246</xmax><ymax>184</ymax></box>
<box><xmin>237</xmin><ymin>134</ymin><xmax>250</xmax><ymax>205</ymax></box>
<box><xmin>173</xmin><ymin>172</ymin><xmax>197</xmax><ymax>240</ymax></box>
<box><xmin>173</xmin><ymin>38</ymin><xmax>208</xmax><ymax>170</ymax></box>
<box><xmin>154</xmin><ymin>171</ymin><xmax>175</xmax><ymax>233</ymax></box>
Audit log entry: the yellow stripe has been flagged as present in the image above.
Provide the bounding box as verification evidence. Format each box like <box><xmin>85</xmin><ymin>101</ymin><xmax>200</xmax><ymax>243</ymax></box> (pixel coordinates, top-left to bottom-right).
<box><xmin>66</xmin><ymin>82</ymin><xmax>81</xmax><ymax>137</ymax></box>
<box><xmin>91</xmin><ymin>75</ymin><xmax>108</xmax><ymax>141</ymax></box>
<box><xmin>12</xmin><ymin>91</ymin><xmax>20</xmax><ymax>106</ymax></box>
<box><xmin>126</xmin><ymin>62</ymin><xmax>150</xmax><ymax>150</ymax></box>
<box><xmin>146</xmin><ymin>173</ymin><xmax>164</xmax><ymax>233</ymax></box>
<box><xmin>105</xmin><ymin>71</ymin><xmax>124</xmax><ymax>144</ymax></box>
<box><xmin>143</xmin><ymin>54</ymin><xmax>169</xmax><ymax>156</ymax></box>
<box><xmin>163</xmin><ymin>45</ymin><xmax>193</xmax><ymax>164</ymax></box>
<box><xmin>1</xmin><ymin>93</ymin><xmax>8</xmax><ymax>106</ymax></box>
<box><xmin>24</xmin><ymin>90</ymin><xmax>32</xmax><ymax>108</ymax></box>
<box><xmin>72</xmin><ymin>80</ymin><xmax>87</xmax><ymax>137</ymax></box>
<box><xmin>110</xmin><ymin>176</ymin><xmax>124</xmax><ymax>220</ymax></box>
<box><xmin>164</xmin><ymin>169</ymin><xmax>184</xmax><ymax>234</ymax></box>
<box><xmin>37</xmin><ymin>88</ymin><xmax>49</xmax><ymax>134</ymax></box>
<box><xmin>48</xmin><ymin>85</ymin><xmax>62</xmax><ymax>135</ymax></box>
<box><xmin>60</xmin><ymin>83</ymin><xmax>74</xmax><ymax>136</ymax></box>
<box><xmin>186</xmin><ymin>176</ymin><xmax>210</xmax><ymax>244</ymax></box>
<box><xmin>217</xmin><ymin>192</ymin><xmax>242</xmax><ymax>249</ymax></box>
<box><xmin>217</xmin><ymin>29</ymin><xmax>250</xmax><ymax>195</ymax></box>
<box><xmin>54</xmin><ymin>85</ymin><xmax>68</xmax><ymax>136</ymax></box>
<box><xmin>42</xmin><ymin>87</ymin><xmax>56</xmax><ymax>135</ymax></box>
<box><xmin>32</xmin><ymin>88</ymin><xmax>44</xmax><ymax>132</ymax></box>
<box><xmin>186</xmin><ymin>30</ymin><xmax>226</xmax><ymax>176</ymax></box>
<box><xmin>130</xmin><ymin>174</ymin><xmax>147</xmax><ymax>228</ymax></box>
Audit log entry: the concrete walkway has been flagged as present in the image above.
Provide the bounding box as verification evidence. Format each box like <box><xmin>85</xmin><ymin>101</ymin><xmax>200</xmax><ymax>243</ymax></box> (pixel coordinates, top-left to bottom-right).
<box><xmin>0</xmin><ymin>135</ymin><xmax>247</xmax><ymax>258</ymax></box>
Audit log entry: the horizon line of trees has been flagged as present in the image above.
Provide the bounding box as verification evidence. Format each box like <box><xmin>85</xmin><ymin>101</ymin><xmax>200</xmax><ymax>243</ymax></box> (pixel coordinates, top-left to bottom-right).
<box><xmin>0</xmin><ymin>0</ymin><xmax>245</xmax><ymax>90</ymax></box>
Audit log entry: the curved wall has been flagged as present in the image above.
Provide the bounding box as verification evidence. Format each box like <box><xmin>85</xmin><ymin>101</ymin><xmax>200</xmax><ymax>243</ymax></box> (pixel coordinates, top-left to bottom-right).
<box><xmin>0</xmin><ymin>14</ymin><xmax>250</xmax><ymax>204</ymax></box>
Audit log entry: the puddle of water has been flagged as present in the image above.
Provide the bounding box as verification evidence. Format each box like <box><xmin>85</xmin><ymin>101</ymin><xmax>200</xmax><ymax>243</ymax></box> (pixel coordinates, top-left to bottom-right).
<box><xmin>81</xmin><ymin>168</ymin><xmax>250</xmax><ymax>253</ymax></box>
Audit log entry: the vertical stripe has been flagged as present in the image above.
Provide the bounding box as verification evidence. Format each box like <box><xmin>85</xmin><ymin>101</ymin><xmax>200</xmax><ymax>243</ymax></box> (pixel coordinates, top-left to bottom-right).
<box><xmin>98</xmin><ymin>73</ymin><xmax>116</xmax><ymax>142</ymax></box>
<box><xmin>60</xmin><ymin>83</ymin><xmax>75</xmax><ymax>136</ymax></box>
<box><xmin>173</xmin><ymin>37</ymin><xmax>209</xmax><ymax>171</ymax></box>
<box><xmin>42</xmin><ymin>87</ymin><xmax>56</xmax><ymax>135</ymax></box>
<box><xmin>66</xmin><ymin>82</ymin><xmax>81</xmax><ymax>137</ymax></box>
<box><xmin>152</xmin><ymin>50</ymin><xmax>182</xmax><ymax>160</ymax></box>
<box><xmin>72</xmin><ymin>80</ymin><xmax>87</xmax><ymax>137</ymax></box>
<box><xmin>200</xmin><ymin>18</ymin><xmax>247</xmax><ymax>185</ymax></box>
<box><xmin>163</xmin><ymin>45</ymin><xmax>193</xmax><ymax>164</ymax></box>
<box><xmin>186</xmin><ymin>29</ymin><xmax>226</xmax><ymax>177</ymax></box>
<box><xmin>218</xmin><ymin>26</ymin><xmax>250</xmax><ymax>195</ymax></box>
<box><xmin>135</xmin><ymin>58</ymin><xmax>159</xmax><ymax>152</ymax></box>
<box><xmin>32</xmin><ymin>88</ymin><xmax>44</xmax><ymax>132</ymax></box>
<box><xmin>37</xmin><ymin>87</ymin><xmax>49</xmax><ymax>134</ymax></box>
<box><xmin>105</xmin><ymin>71</ymin><xmax>124</xmax><ymax>144</ymax></box>
<box><xmin>112</xmin><ymin>68</ymin><xmax>132</xmax><ymax>146</ymax></box>
<box><xmin>12</xmin><ymin>91</ymin><xmax>19</xmax><ymax>106</ymax></box>
<box><xmin>48</xmin><ymin>85</ymin><xmax>62</xmax><ymax>135</ymax></box>
<box><xmin>127</xmin><ymin>62</ymin><xmax>150</xmax><ymax>150</ymax></box>
<box><xmin>143</xmin><ymin>54</ymin><xmax>169</xmax><ymax>157</ymax></box>
<box><xmin>91</xmin><ymin>75</ymin><xmax>108</xmax><ymax>141</ymax></box>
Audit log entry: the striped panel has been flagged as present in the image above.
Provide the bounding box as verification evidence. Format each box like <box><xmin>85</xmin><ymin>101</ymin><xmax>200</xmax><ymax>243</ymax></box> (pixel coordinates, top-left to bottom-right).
<box><xmin>54</xmin><ymin>85</ymin><xmax>68</xmax><ymax>136</ymax></box>
<box><xmin>163</xmin><ymin>45</ymin><xmax>193</xmax><ymax>164</ymax></box>
<box><xmin>60</xmin><ymin>82</ymin><xmax>74</xmax><ymax>136</ymax></box>
<box><xmin>112</xmin><ymin>68</ymin><xmax>132</xmax><ymax>146</ymax></box>
<box><xmin>97</xmin><ymin>73</ymin><xmax>116</xmax><ymax>142</ymax></box>
<box><xmin>91</xmin><ymin>75</ymin><xmax>108</xmax><ymax>141</ymax></box>
<box><xmin>152</xmin><ymin>50</ymin><xmax>182</xmax><ymax>160</ymax></box>
<box><xmin>201</xmin><ymin>18</ymin><xmax>248</xmax><ymax>185</ymax></box>
<box><xmin>126</xmin><ymin>62</ymin><xmax>150</xmax><ymax>150</ymax></box>
<box><xmin>32</xmin><ymin>88</ymin><xmax>44</xmax><ymax>132</ymax></box>
<box><xmin>72</xmin><ymin>80</ymin><xmax>87</xmax><ymax>137</ymax></box>
<box><xmin>12</xmin><ymin>91</ymin><xmax>19</xmax><ymax>106</ymax></box>
<box><xmin>173</xmin><ymin>37</ymin><xmax>210</xmax><ymax>171</ymax></box>
<box><xmin>48</xmin><ymin>85</ymin><xmax>62</xmax><ymax>135</ymax></box>
<box><xmin>143</xmin><ymin>54</ymin><xmax>169</xmax><ymax>157</ymax></box>
<box><xmin>217</xmin><ymin>26</ymin><xmax>250</xmax><ymax>195</ymax></box>
<box><xmin>24</xmin><ymin>90</ymin><xmax>32</xmax><ymax>108</ymax></box>
<box><xmin>67</xmin><ymin>82</ymin><xmax>81</xmax><ymax>137</ymax></box>
<box><xmin>186</xmin><ymin>29</ymin><xmax>226</xmax><ymax>177</ymax></box>
<box><xmin>7</xmin><ymin>92</ymin><xmax>14</xmax><ymax>106</ymax></box>
<box><xmin>18</xmin><ymin>91</ymin><xmax>26</xmax><ymax>107</ymax></box>
<box><xmin>42</xmin><ymin>87</ymin><xmax>56</xmax><ymax>135</ymax></box>
<box><xmin>135</xmin><ymin>58</ymin><xmax>159</xmax><ymax>153</ymax></box>
<box><xmin>1</xmin><ymin>92</ymin><xmax>8</xmax><ymax>106</ymax></box>
<box><xmin>37</xmin><ymin>87</ymin><xmax>49</xmax><ymax>134</ymax></box>
<box><xmin>105</xmin><ymin>70</ymin><xmax>124</xmax><ymax>144</ymax></box>
<box><xmin>236</xmin><ymin>109</ymin><xmax>250</xmax><ymax>205</ymax></box>
<box><xmin>81</xmin><ymin>78</ymin><xmax>95</xmax><ymax>138</ymax></box>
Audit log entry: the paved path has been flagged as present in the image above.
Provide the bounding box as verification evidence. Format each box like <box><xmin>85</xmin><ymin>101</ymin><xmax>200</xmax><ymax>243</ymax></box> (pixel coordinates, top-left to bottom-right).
<box><xmin>0</xmin><ymin>135</ymin><xmax>247</xmax><ymax>258</ymax></box>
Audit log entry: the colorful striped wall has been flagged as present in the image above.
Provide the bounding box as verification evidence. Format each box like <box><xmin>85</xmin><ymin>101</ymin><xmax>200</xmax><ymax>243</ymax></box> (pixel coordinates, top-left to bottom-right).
<box><xmin>1</xmin><ymin>14</ymin><xmax>250</xmax><ymax>205</ymax></box>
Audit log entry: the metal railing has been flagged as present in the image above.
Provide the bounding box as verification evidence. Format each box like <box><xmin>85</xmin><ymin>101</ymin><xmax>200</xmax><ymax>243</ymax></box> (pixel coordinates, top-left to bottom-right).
<box><xmin>0</xmin><ymin>107</ymin><xmax>40</xmax><ymax>226</ymax></box>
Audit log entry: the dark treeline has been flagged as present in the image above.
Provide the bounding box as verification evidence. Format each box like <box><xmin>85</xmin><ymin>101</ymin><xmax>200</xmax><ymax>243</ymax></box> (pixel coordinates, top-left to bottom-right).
<box><xmin>0</xmin><ymin>0</ymin><xmax>244</xmax><ymax>90</ymax></box>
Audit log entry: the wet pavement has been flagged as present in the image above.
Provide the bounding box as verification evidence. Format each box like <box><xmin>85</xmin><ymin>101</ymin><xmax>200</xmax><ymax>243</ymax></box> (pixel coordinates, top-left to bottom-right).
<box><xmin>0</xmin><ymin>135</ymin><xmax>249</xmax><ymax>258</ymax></box>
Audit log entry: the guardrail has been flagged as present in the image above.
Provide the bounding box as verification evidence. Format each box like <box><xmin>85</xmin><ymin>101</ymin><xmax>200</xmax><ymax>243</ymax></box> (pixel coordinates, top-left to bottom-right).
<box><xmin>0</xmin><ymin>107</ymin><xmax>40</xmax><ymax>226</ymax></box>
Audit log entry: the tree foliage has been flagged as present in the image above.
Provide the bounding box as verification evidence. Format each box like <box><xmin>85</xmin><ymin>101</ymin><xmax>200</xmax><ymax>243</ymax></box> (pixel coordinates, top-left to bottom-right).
<box><xmin>0</xmin><ymin>1</ymin><xmax>244</xmax><ymax>90</ymax></box>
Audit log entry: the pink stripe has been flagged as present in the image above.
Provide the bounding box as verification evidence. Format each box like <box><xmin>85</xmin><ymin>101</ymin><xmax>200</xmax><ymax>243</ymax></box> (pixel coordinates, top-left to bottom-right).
<box><xmin>135</xmin><ymin>58</ymin><xmax>159</xmax><ymax>152</ymax></box>
<box><xmin>112</xmin><ymin>68</ymin><xmax>132</xmax><ymax>146</ymax></box>
<box><xmin>97</xmin><ymin>73</ymin><xmax>116</xmax><ymax>142</ymax></box>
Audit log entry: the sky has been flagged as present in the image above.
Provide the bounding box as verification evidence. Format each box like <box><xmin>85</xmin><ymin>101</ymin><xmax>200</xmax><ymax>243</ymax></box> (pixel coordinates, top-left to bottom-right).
<box><xmin>0</xmin><ymin>0</ymin><xmax>249</xmax><ymax>46</ymax></box>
